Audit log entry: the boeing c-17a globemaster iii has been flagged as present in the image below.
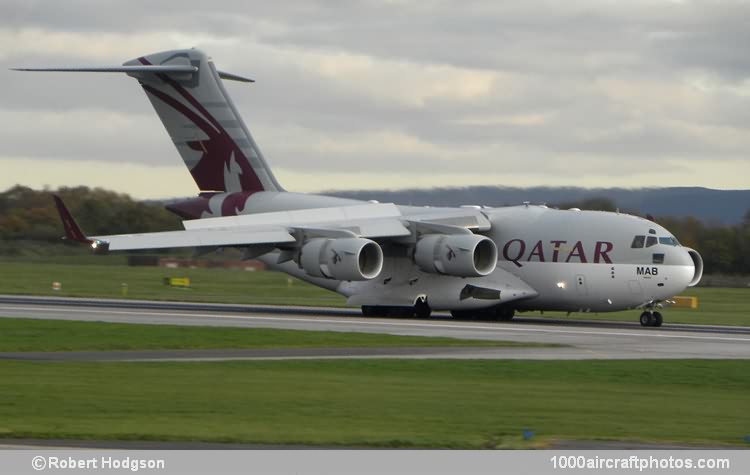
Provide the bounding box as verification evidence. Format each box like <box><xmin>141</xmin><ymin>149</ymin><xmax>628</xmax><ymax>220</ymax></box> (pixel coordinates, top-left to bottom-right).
<box><xmin>16</xmin><ymin>48</ymin><xmax>704</xmax><ymax>327</ymax></box>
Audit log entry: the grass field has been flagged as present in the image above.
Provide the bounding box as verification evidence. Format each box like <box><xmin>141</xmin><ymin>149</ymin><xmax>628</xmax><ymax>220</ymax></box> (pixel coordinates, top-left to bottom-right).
<box><xmin>0</xmin><ymin>318</ymin><xmax>540</xmax><ymax>352</ymax></box>
<box><xmin>0</xmin><ymin>260</ymin><xmax>345</xmax><ymax>307</ymax></box>
<box><xmin>0</xmin><ymin>359</ymin><xmax>747</xmax><ymax>448</ymax></box>
<box><xmin>1</xmin><ymin>259</ymin><xmax>747</xmax><ymax>449</ymax></box>
<box><xmin>0</xmin><ymin>260</ymin><xmax>747</xmax><ymax>326</ymax></box>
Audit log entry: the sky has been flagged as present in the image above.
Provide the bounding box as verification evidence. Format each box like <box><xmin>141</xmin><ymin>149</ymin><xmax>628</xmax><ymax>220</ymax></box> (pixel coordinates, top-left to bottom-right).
<box><xmin>1</xmin><ymin>0</ymin><xmax>749</xmax><ymax>199</ymax></box>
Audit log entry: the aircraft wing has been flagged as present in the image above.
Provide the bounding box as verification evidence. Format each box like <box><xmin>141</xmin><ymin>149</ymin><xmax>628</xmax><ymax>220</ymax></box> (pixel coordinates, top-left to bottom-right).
<box><xmin>53</xmin><ymin>195</ymin><xmax>500</xmax><ymax>255</ymax></box>
<box><xmin>54</xmin><ymin>194</ymin><xmax>296</xmax><ymax>251</ymax></box>
<box><xmin>88</xmin><ymin>228</ymin><xmax>296</xmax><ymax>251</ymax></box>
<box><xmin>179</xmin><ymin>203</ymin><xmax>491</xmax><ymax>238</ymax></box>
<box><xmin>53</xmin><ymin>196</ymin><xmax>422</xmax><ymax>252</ymax></box>
<box><xmin>180</xmin><ymin>202</ymin><xmax>412</xmax><ymax>238</ymax></box>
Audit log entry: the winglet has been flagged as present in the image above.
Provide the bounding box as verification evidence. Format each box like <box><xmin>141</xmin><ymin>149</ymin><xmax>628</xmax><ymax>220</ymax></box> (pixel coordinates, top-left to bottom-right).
<box><xmin>52</xmin><ymin>195</ymin><xmax>91</xmax><ymax>244</ymax></box>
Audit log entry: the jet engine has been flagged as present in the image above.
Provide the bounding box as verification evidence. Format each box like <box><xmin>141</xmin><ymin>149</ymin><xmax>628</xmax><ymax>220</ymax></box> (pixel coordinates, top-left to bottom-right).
<box><xmin>300</xmin><ymin>238</ymin><xmax>384</xmax><ymax>281</ymax></box>
<box><xmin>414</xmin><ymin>234</ymin><xmax>497</xmax><ymax>277</ymax></box>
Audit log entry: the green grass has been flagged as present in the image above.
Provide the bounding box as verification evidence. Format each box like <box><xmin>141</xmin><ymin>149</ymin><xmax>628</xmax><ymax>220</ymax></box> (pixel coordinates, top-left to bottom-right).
<box><xmin>0</xmin><ymin>359</ymin><xmax>747</xmax><ymax>448</ymax></box>
<box><xmin>0</xmin><ymin>318</ymin><xmax>538</xmax><ymax>352</ymax></box>
<box><xmin>0</xmin><ymin>260</ymin><xmax>747</xmax><ymax>326</ymax></box>
<box><xmin>0</xmin><ymin>260</ymin><xmax>345</xmax><ymax>306</ymax></box>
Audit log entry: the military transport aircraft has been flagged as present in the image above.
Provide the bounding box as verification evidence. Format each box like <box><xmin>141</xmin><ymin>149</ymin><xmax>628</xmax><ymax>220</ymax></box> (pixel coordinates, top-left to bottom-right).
<box><xmin>16</xmin><ymin>49</ymin><xmax>703</xmax><ymax>326</ymax></box>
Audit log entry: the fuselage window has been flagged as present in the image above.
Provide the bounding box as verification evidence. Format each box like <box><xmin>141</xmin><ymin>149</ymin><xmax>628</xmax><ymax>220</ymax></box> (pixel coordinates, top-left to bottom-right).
<box><xmin>631</xmin><ymin>235</ymin><xmax>645</xmax><ymax>248</ymax></box>
<box><xmin>646</xmin><ymin>236</ymin><xmax>658</xmax><ymax>247</ymax></box>
<box><xmin>653</xmin><ymin>253</ymin><xmax>665</xmax><ymax>264</ymax></box>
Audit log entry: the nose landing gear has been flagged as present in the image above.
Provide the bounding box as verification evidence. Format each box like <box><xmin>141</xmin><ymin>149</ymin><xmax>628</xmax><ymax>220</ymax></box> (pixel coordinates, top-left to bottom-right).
<box><xmin>639</xmin><ymin>310</ymin><xmax>663</xmax><ymax>327</ymax></box>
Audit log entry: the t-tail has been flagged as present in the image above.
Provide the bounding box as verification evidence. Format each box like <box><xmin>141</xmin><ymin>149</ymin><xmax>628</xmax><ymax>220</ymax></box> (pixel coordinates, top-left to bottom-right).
<box><xmin>13</xmin><ymin>48</ymin><xmax>283</xmax><ymax>199</ymax></box>
<box><xmin>129</xmin><ymin>49</ymin><xmax>282</xmax><ymax>194</ymax></box>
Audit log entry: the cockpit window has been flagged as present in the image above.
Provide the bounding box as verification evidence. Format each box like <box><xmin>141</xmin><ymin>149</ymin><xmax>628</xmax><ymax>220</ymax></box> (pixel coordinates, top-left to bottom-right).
<box><xmin>646</xmin><ymin>236</ymin><xmax>658</xmax><ymax>247</ymax></box>
<box><xmin>648</xmin><ymin>229</ymin><xmax>656</xmax><ymax>235</ymax></box>
<box><xmin>659</xmin><ymin>237</ymin><xmax>678</xmax><ymax>246</ymax></box>
<box><xmin>631</xmin><ymin>235</ymin><xmax>645</xmax><ymax>248</ymax></box>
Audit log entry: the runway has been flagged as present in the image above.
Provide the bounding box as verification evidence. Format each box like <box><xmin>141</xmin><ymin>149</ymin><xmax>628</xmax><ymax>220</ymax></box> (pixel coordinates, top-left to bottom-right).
<box><xmin>1</xmin><ymin>295</ymin><xmax>749</xmax><ymax>360</ymax></box>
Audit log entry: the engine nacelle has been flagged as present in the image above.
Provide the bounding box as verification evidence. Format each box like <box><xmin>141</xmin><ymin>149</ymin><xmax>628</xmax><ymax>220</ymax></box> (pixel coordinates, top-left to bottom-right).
<box><xmin>414</xmin><ymin>234</ymin><xmax>497</xmax><ymax>277</ymax></box>
<box><xmin>687</xmin><ymin>248</ymin><xmax>703</xmax><ymax>287</ymax></box>
<box><xmin>300</xmin><ymin>238</ymin><xmax>384</xmax><ymax>281</ymax></box>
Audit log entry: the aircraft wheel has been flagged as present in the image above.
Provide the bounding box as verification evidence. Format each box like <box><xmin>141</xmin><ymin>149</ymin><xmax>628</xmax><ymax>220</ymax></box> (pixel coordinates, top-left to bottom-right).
<box><xmin>653</xmin><ymin>312</ymin><xmax>663</xmax><ymax>327</ymax></box>
<box><xmin>451</xmin><ymin>310</ymin><xmax>473</xmax><ymax>320</ymax></box>
<box><xmin>639</xmin><ymin>311</ymin><xmax>655</xmax><ymax>327</ymax></box>
<box><xmin>388</xmin><ymin>306</ymin><xmax>416</xmax><ymax>317</ymax></box>
<box><xmin>414</xmin><ymin>301</ymin><xmax>432</xmax><ymax>319</ymax></box>
<box><xmin>361</xmin><ymin>305</ymin><xmax>378</xmax><ymax>317</ymax></box>
<box><xmin>496</xmin><ymin>307</ymin><xmax>515</xmax><ymax>321</ymax></box>
<box><xmin>362</xmin><ymin>305</ymin><xmax>413</xmax><ymax>317</ymax></box>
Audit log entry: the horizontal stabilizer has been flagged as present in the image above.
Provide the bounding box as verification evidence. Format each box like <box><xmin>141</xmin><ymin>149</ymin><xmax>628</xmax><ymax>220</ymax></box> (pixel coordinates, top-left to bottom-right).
<box><xmin>10</xmin><ymin>65</ymin><xmax>198</xmax><ymax>74</ymax></box>
<box><xmin>218</xmin><ymin>70</ymin><xmax>254</xmax><ymax>82</ymax></box>
<box><xmin>11</xmin><ymin>66</ymin><xmax>253</xmax><ymax>82</ymax></box>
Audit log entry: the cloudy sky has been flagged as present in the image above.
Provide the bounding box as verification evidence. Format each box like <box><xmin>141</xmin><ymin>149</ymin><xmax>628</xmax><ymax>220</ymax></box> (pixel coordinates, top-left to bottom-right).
<box><xmin>1</xmin><ymin>0</ymin><xmax>748</xmax><ymax>198</ymax></box>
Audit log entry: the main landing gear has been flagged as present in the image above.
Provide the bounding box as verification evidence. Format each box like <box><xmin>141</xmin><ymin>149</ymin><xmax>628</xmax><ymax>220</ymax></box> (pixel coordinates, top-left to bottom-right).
<box><xmin>361</xmin><ymin>297</ymin><xmax>432</xmax><ymax>319</ymax></box>
<box><xmin>361</xmin><ymin>305</ymin><xmax>414</xmax><ymax>317</ymax></box>
<box><xmin>451</xmin><ymin>306</ymin><xmax>515</xmax><ymax>321</ymax></box>
<box><xmin>639</xmin><ymin>310</ymin><xmax>663</xmax><ymax>327</ymax></box>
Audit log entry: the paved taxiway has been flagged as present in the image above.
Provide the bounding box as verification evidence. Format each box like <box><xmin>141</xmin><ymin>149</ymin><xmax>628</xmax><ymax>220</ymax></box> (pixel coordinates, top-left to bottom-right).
<box><xmin>1</xmin><ymin>295</ymin><xmax>748</xmax><ymax>360</ymax></box>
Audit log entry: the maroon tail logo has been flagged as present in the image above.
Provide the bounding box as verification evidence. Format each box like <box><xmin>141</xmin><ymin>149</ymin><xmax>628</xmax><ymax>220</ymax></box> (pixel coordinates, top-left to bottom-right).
<box><xmin>139</xmin><ymin>57</ymin><xmax>264</xmax><ymax>193</ymax></box>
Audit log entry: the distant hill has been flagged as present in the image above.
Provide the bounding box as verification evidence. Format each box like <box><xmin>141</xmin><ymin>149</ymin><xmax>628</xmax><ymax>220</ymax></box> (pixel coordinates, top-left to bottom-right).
<box><xmin>327</xmin><ymin>187</ymin><xmax>750</xmax><ymax>225</ymax></box>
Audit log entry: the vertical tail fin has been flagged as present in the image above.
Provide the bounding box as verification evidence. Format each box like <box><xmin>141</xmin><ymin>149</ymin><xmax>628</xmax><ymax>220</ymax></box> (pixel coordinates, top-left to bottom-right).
<box><xmin>12</xmin><ymin>49</ymin><xmax>281</xmax><ymax>194</ymax></box>
<box><xmin>125</xmin><ymin>49</ymin><xmax>282</xmax><ymax>193</ymax></box>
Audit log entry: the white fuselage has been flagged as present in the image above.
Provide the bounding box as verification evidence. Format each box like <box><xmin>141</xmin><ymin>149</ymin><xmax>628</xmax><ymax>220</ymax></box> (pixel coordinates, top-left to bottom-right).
<box><xmin>243</xmin><ymin>192</ymin><xmax>701</xmax><ymax>313</ymax></box>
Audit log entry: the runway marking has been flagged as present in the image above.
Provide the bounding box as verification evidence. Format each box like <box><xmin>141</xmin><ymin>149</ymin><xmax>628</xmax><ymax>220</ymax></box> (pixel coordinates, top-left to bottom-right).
<box><xmin>4</xmin><ymin>305</ymin><xmax>750</xmax><ymax>343</ymax></box>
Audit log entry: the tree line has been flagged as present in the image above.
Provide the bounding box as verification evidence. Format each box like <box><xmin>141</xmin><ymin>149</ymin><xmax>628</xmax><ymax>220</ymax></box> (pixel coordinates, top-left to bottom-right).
<box><xmin>0</xmin><ymin>186</ymin><xmax>747</xmax><ymax>274</ymax></box>
<box><xmin>0</xmin><ymin>185</ymin><xmax>181</xmax><ymax>255</ymax></box>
